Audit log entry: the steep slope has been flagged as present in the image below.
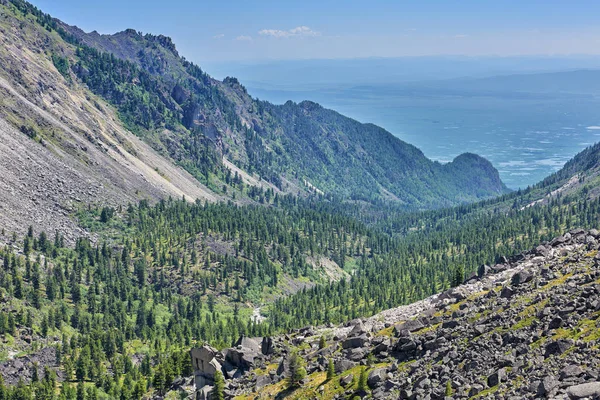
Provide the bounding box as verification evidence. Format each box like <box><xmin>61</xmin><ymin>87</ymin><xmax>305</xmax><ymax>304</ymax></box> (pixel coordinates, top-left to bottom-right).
<box><xmin>0</xmin><ymin>0</ymin><xmax>218</xmax><ymax>238</ymax></box>
<box><xmin>44</xmin><ymin>5</ymin><xmax>508</xmax><ymax>207</ymax></box>
<box><xmin>199</xmin><ymin>229</ymin><xmax>600</xmax><ymax>399</ymax></box>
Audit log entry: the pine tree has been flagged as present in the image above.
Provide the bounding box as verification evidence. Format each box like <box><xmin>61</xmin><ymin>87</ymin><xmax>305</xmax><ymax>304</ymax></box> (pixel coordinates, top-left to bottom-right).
<box><xmin>326</xmin><ymin>358</ymin><xmax>335</xmax><ymax>381</ymax></box>
<box><xmin>445</xmin><ymin>380</ymin><xmax>453</xmax><ymax>397</ymax></box>
<box><xmin>76</xmin><ymin>381</ymin><xmax>86</xmax><ymax>400</ymax></box>
<box><xmin>358</xmin><ymin>367</ymin><xmax>368</xmax><ymax>391</ymax></box>
<box><xmin>0</xmin><ymin>375</ymin><xmax>7</xmax><ymax>400</ymax></box>
<box><xmin>319</xmin><ymin>335</ymin><xmax>326</xmax><ymax>349</ymax></box>
<box><xmin>212</xmin><ymin>371</ymin><xmax>225</xmax><ymax>400</ymax></box>
<box><xmin>287</xmin><ymin>350</ymin><xmax>306</xmax><ymax>389</ymax></box>
<box><xmin>452</xmin><ymin>264</ymin><xmax>464</xmax><ymax>287</ymax></box>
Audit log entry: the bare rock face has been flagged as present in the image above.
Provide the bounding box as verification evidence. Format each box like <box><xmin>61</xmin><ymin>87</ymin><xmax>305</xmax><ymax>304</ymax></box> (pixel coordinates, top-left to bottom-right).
<box><xmin>190</xmin><ymin>345</ymin><xmax>223</xmax><ymax>389</ymax></box>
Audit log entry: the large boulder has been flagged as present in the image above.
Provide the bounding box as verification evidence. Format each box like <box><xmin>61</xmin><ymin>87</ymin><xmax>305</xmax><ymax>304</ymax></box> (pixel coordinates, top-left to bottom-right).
<box><xmin>190</xmin><ymin>345</ymin><xmax>224</xmax><ymax>388</ymax></box>
<box><xmin>235</xmin><ymin>336</ymin><xmax>262</xmax><ymax>353</ymax></box>
<box><xmin>367</xmin><ymin>368</ymin><xmax>387</xmax><ymax>388</ymax></box>
<box><xmin>487</xmin><ymin>368</ymin><xmax>506</xmax><ymax>387</ymax></box>
<box><xmin>348</xmin><ymin>321</ymin><xmax>368</xmax><ymax>337</ymax></box>
<box><xmin>341</xmin><ymin>334</ymin><xmax>370</xmax><ymax>349</ymax></box>
<box><xmin>567</xmin><ymin>382</ymin><xmax>600</xmax><ymax>399</ymax></box>
<box><xmin>545</xmin><ymin>339</ymin><xmax>572</xmax><ymax>358</ymax></box>
<box><xmin>335</xmin><ymin>359</ymin><xmax>357</xmax><ymax>374</ymax></box>
<box><xmin>224</xmin><ymin>346</ymin><xmax>258</xmax><ymax>371</ymax></box>
<box><xmin>393</xmin><ymin>319</ymin><xmax>424</xmax><ymax>335</ymax></box>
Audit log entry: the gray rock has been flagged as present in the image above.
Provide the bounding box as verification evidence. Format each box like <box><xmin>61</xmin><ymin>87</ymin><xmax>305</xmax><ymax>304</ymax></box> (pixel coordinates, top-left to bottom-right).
<box><xmin>511</xmin><ymin>270</ymin><xmax>533</xmax><ymax>285</ymax></box>
<box><xmin>501</xmin><ymin>287</ymin><xmax>515</xmax><ymax>298</ymax></box>
<box><xmin>367</xmin><ymin>368</ymin><xmax>387</xmax><ymax>388</ymax></box>
<box><xmin>261</xmin><ymin>337</ymin><xmax>274</xmax><ymax>355</ymax></box>
<box><xmin>545</xmin><ymin>339</ymin><xmax>572</xmax><ymax>357</ymax></box>
<box><xmin>335</xmin><ymin>359</ymin><xmax>356</xmax><ymax>374</ymax></box>
<box><xmin>478</xmin><ymin>264</ymin><xmax>491</xmax><ymax>278</ymax></box>
<box><xmin>549</xmin><ymin>316</ymin><xmax>563</xmax><ymax>329</ymax></box>
<box><xmin>339</xmin><ymin>373</ymin><xmax>353</xmax><ymax>388</ymax></box>
<box><xmin>540</xmin><ymin>375</ymin><xmax>558</xmax><ymax>395</ymax></box>
<box><xmin>567</xmin><ymin>382</ymin><xmax>600</xmax><ymax>399</ymax></box>
<box><xmin>487</xmin><ymin>368</ymin><xmax>506</xmax><ymax>387</ymax></box>
<box><xmin>442</xmin><ymin>320</ymin><xmax>459</xmax><ymax>329</ymax></box>
<box><xmin>560</xmin><ymin>365</ymin><xmax>583</xmax><ymax>380</ymax></box>
<box><xmin>393</xmin><ymin>319</ymin><xmax>424</xmax><ymax>335</ymax></box>
<box><xmin>348</xmin><ymin>322</ymin><xmax>368</xmax><ymax>337</ymax></box>
<box><xmin>255</xmin><ymin>375</ymin><xmax>271</xmax><ymax>390</ymax></box>
<box><xmin>341</xmin><ymin>334</ymin><xmax>370</xmax><ymax>349</ymax></box>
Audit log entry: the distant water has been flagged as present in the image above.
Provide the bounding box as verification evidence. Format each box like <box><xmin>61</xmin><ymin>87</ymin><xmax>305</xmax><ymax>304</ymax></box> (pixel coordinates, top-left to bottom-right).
<box><xmin>249</xmin><ymin>86</ymin><xmax>600</xmax><ymax>189</ymax></box>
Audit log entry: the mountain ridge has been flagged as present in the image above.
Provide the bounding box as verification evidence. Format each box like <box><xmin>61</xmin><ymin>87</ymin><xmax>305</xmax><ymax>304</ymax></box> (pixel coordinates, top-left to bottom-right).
<box><xmin>43</xmin><ymin>7</ymin><xmax>508</xmax><ymax>206</ymax></box>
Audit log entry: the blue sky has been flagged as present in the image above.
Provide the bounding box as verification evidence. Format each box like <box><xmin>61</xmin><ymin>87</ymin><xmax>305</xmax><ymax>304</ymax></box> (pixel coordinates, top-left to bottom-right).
<box><xmin>30</xmin><ymin>0</ymin><xmax>600</xmax><ymax>63</ymax></box>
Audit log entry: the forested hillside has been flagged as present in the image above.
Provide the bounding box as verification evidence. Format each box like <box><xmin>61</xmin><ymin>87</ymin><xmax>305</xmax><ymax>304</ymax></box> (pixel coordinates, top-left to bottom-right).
<box><xmin>0</xmin><ymin>138</ymin><xmax>598</xmax><ymax>397</ymax></box>
<box><xmin>2</xmin><ymin>0</ymin><xmax>600</xmax><ymax>399</ymax></box>
<box><xmin>0</xmin><ymin>0</ymin><xmax>507</xmax><ymax>207</ymax></box>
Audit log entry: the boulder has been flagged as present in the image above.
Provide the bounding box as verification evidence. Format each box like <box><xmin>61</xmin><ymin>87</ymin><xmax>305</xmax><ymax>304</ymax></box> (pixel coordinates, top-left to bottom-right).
<box><xmin>255</xmin><ymin>375</ymin><xmax>271</xmax><ymax>390</ymax></box>
<box><xmin>339</xmin><ymin>373</ymin><xmax>353</xmax><ymax>388</ymax></box>
<box><xmin>487</xmin><ymin>368</ymin><xmax>506</xmax><ymax>387</ymax></box>
<box><xmin>393</xmin><ymin>319</ymin><xmax>424</xmax><ymax>335</ymax></box>
<box><xmin>190</xmin><ymin>345</ymin><xmax>224</xmax><ymax>388</ymax></box>
<box><xmin>560</xmin><ymin>365</ymin><xmax>583</xmax><ymax>380</ymax></box>
<box><xmin>235</xmin><ymin>336</ymin><xmax>262</xmax><ymax>353</ymax></box>
<box><xmin>341</xmin><ymin>334</ymin><xmax>370</xmax><ymax>349</ymax></box>
<box><xmin>545</xmin><ymin>339</ymin><xmax>572</xmax><ymax>358</ymax></box>
<box><xmin>548</xmin><ymin>316</ymin><xmax>563</xmax><ymax>330</ymax></box>
<box><xmin>348</xmin><ymin>322</ymin><xmax>368</xmax><ymax>337</ymax></box>
<box><xmin>335</xmin><ymin>359</ymin><xmax>356</xmax><ymax>374</ymax></box>
<box><xmin>511</xmin><ymin>270</ymin><xmax>533</xmax><ymax>286</ymax></box>
<box><xmin>367</xmin><ymin>368</ymin><xmax>387</xmax><ymax>388</ymax></box>
<box><xmin>224</xmin><ymin>346</ymin><xmax>258</xmax><ymax>371</ymax></box>
<box><xmin>551</xmin><ymin>235</ymin><xmax>568</xmax><ymax>247</ymax></box>
<box><xmin>276</xmin><ymin>358</ymin><xmax>289</xmax><ymax>377</ymax></box>
<box><xmin>477</xmin><ymin>264</ymin><xmax>491</xmax><ymax>278</ymax></box>
<box><xmin>442</xmin><ymin>320</ymin><xmax>459</xmax><ymax>329</ymax></box>
<box><xmin>539</xmin><ymin>376</ymin><xmax>558</xmax><ymax>395</ymax></box>
<box><xmin>567</xmin><ymin>382</ymin><xmax>600</xmax><ymax>399</ymax></box>
<box><xmin>535</xmin><ymin>245</ymin><xmax>549</xmax><ymax>257</ymax></box>
<box><xmin>500</xmin><ymin>287</ymin><xmax>515</xmax><ymax>299</ymax></box>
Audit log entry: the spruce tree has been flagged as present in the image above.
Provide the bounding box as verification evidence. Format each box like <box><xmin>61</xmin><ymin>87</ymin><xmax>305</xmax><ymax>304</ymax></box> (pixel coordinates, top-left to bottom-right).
<box><xmin>212</xmin><ymin>371</ymin><xmax>225</xmax><ymax>400</ymax></box>
<box><xmin>319</xmin><ymin>335</ymin><xmax>326</xmax><ymax>349</ymax></box>
<box><xmin>445</xmin><ymin>380</ymin><xmax>453</xmax><ymax>397</ymax></box>
<box><xmin>287</xmin><ymin>350</ymin><xmax>307</xmax><ymax>389</ymax></box>
<box><xmin>358</xmin><ymin>367</ymin><xmax>368</xmax><ymax>391</ymax></box>
<box><xmin>326</xmin><ymin>358</ymin><xmax>335</xmax><ymax>381</ymax></box>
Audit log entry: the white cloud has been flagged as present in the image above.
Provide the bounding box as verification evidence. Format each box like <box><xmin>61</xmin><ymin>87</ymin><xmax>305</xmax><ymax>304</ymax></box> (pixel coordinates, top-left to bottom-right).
<box><xmin>213</xmin><ymin>34</ymin><xmax>225</xmax><ymax>39</ymax></box>
<box><xmin>258</xmin><ymin>26</ymin><xmax>320</xmax><ymax>38</ymax></box>
<box><xmin>236</xmin><ymin>35</ymin><xmax>253</xmax><ymax>41</ymax></box>
<box><xmin>454</xmin><ymin>34</ymin><xmax>469</xmax><ymax>38</ymax></box>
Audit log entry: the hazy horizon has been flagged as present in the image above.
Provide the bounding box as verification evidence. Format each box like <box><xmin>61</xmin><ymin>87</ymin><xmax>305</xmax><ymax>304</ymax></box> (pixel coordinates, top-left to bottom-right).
<box><xmin>30</xmin><ymin>0</ymin><xmax>600</xmax><ymax>63</ymax></box>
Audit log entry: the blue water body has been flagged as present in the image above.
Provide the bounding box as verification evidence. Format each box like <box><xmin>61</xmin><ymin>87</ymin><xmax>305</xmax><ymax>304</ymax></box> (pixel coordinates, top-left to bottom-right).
<box><xmin>248</xmin><ymin>85</ymin><xmax>600</xmax><ymax>190</ymax></box>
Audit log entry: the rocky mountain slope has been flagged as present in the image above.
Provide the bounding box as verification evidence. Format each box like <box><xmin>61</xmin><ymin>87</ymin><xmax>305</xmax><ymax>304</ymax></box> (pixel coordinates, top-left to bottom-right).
<box><xmin>0</xmin><ymin>0</ymin><xmax>218</xmax><ymax>239</ymax></box>
<box><xmin>191</xmin><ymin>229</ymin><xmax>600</xmax><ymax>399</ymax></box>
<box><xmin>2</xmin><ymin>0</ymin><xmax>507</xmax><ymax>210</ymax></box>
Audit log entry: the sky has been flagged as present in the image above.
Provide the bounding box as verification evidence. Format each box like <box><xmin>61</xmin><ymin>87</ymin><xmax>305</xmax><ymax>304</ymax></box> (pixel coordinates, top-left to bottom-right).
<box><xmin>29</xmin><ymin>0</ymin><xmax>600</xmax><ymax>64</ymax></box>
